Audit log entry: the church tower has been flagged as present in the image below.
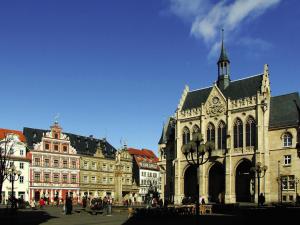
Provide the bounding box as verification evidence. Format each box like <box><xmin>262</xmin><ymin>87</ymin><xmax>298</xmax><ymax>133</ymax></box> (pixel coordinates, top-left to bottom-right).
<box><xmin>217</xmin><ymin>29</ymin><xmax>230</xmax><ymax>90</ymax></box>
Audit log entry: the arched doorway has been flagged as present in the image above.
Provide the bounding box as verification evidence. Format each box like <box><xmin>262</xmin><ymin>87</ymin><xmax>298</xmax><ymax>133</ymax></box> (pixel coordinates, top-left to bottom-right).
<box><xmin>34</xmin><ymin>191</ymin><xmax>40</xmax><ymax>201</ymax></box>
<box><xmin>235</xmin><ymin>159</ymin><xmax>252</xmax><ymax>202</ymax></box>
<box><xmin>209</xmin><ymin>162</ymin><xmax>225</xmax><ymax>203</ymax></box>
<box><xmin>184</xmin><ymin>166</ymin><xmax>197</xmax><ymax>200</ymax></box>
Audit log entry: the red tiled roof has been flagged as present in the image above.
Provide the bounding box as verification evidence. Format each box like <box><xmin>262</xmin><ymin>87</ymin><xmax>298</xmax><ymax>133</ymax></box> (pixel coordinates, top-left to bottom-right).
<box><xmin>0</xmin><ymin>128</ymin><xmax>26</xmax><ymax>143</ymax></box>
<box><xmin>128</xmin><ymin>148</ymin><xmax>159</xmax><ymax>170</ymax></box>
<box><xmin>128</xmin><ymin>148</ymin><xmax>158</xmax><ymax>161</ymax></box>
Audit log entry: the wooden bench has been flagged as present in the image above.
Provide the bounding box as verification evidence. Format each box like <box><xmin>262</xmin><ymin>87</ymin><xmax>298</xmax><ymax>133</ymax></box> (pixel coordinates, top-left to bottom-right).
<box><xmin>200</xmin><ymin>204</ymin><xmax>212</xmax><ymax>215</ymax></box>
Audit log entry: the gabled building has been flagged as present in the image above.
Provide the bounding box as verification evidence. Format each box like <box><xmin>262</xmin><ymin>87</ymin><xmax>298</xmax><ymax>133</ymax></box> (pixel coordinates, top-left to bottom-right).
<box><xmin>128</xmin><ymin>148</ymin><xmax>161</xmax><ymax>202</ymax></box>
<box><xmin>0</xmin><ymin>129</ymin><xmax>30</xmax><ymax>203</ymax></box>
<box><xmin>158</xmin><ymin>37</ymin><xmax>300</xmax><ymax>205</ymax></box>
<box><xmin>24</xmin><ymin>122</ymin><xmax>81</xmax><ymax>203</ymax></box>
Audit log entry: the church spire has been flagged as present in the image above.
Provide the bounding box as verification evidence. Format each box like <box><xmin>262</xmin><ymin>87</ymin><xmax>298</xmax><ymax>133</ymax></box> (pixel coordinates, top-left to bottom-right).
<box><xmin>217</xmin><ymin>29</ymin><xmax>230</xmax><ymax>90</ymax></box>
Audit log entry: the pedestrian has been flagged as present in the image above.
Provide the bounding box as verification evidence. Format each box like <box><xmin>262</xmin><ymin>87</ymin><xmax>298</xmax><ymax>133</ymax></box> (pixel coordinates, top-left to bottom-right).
<box><xmin>82</xmin><ymin>196</ymin><xmax>87</xmax><ymax>209</ymax></box>
<box><xmin>30</xmin><ymin>199</ymin><xmax>36</xmax><ymax>210</ymax></box>
<box><xmin>258</xmin><ymin>193</ymin><xmax>265</xmax><ymax>206</ymax></box>
<box><xmin>106</xmin><ymin>197</ymin><xmax>112</xmax><ymax>216</ymax></box>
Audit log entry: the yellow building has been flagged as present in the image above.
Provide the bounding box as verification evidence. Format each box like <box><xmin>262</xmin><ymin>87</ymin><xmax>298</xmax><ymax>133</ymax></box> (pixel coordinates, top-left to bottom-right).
<box><xmin>79</xmin><ymin>144</ymin><xmax>138</xmax><ymax>203</ymax></box>
<box><xmin>158</xmin><ymin>39</ymin><xmax>300</xmax><ymax>205</ymax></box>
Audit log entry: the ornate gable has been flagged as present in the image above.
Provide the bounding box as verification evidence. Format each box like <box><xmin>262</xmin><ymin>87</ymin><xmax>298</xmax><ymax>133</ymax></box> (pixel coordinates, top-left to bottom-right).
<box><xmin>204</xmin><ymin>84</ymin><xmax>227</xmax><ymax>118</ymax></box>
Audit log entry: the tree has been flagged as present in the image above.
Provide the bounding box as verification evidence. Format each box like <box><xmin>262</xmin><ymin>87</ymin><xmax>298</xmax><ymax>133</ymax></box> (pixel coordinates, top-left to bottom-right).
<box><xmin>0</xmin><ymin>132</ymin><xmax>17</xmax><ymax>204</ymax></box>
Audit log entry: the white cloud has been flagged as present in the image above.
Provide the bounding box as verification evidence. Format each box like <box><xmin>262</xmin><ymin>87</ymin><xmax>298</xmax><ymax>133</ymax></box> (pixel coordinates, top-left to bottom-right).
<box><xmin>168</xmin><ymin>0</ymin><xmax>281</xmax><ymax>56</ymax></box>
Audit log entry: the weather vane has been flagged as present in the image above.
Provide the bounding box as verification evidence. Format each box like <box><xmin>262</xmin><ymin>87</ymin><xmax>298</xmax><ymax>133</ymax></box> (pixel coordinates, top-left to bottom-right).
<box><xmin>54</xmin><ymin>113</ymin><xmax>60</xmax><ymax>123</ymax></box>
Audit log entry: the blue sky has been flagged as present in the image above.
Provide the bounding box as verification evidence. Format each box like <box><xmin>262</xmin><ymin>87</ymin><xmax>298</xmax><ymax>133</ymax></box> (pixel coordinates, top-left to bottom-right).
<box><xmin>0</xmin><ymin>0</ymin><xmax>299</xmax><ymax>153</ymax></box>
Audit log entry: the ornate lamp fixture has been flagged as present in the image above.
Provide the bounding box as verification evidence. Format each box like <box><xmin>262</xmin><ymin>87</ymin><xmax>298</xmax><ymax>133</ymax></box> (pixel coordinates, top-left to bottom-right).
<box><xmin>181</xmin><ymin>132</ymin><xmax>214</xmax><ymax>216</ymax></box>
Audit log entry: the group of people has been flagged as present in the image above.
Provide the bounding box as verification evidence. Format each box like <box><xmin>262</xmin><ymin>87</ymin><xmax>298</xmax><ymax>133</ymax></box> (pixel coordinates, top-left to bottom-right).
<box><xmin>8</xmin><ymin>195</ymin><xmax>26</xmax><ymax>209</ymax></box>
<box><xmin>82</xmin><ymin>195</ymin><xmax>113</xmax><ymax>215</ymax></box>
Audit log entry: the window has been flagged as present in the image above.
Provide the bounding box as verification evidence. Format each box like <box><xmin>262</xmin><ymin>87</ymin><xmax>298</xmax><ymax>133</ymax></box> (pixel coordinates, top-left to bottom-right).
<box><xmin>92</xmin><ymin>162</ymin><xmax>96</xmax><ymax>170</ymax></box>
<box><xmin>192</xmin><ymin>125</ymin><xmax>200</xmax><ymax>134</ymax></box>
<box><xmin>246</xmin><ymin>117</ymin><xmax>256</xmax><ymax>147</ymax></box>
<box><xmin>102</xmin><ymin>177</ymin><xmax>107</xmax><ymax>183</ymax></box>
<box><xmin>9</xmin><ymin>148</ymin><xmax>14</xmax><ymax>155</ymax></box>
<box><xmin>54</xmin><ymin>133</ymin><xmax>58</xmax><ymax>139</ymax></box>
<box><xmin>153</xmin><ymin>173</ymin><xmax>157</xmax><ymax>178</ymax></box>
<box><xmin>63</xmin><ymin>146</ymin><xmax>68</xmax><ymax>152</ymax></box>
<box><xmin>289</xmin><ymin>195</ymin><xmax>294</xmax><ymax>201</ymax></box>
<box><xmin>103</xmin><ymin>164</ymin><xmax>107</xmax><ymax>170</ymax></box>
<box><xmin>45</xmin><ymin>143</ymin><xmax>50</xmax><ymax>150</ymax></box>
<box><xmin>62</xmin><ymin>174</ymin><xmax>68</xmax><ymax>183</ymax></box>
<box><xmin>19</xmin><ymin>162</ymin><xmax>24</xmax><ymax>169</ymax></box>
<box><xmin>63</xmin><ymin>160</ymin><xmax>68</xmax><ymax>168</ymax></box>
<box><xmin>91</xmin><ymin>176</ymin><xmax>96</xmax><ymax>183</ymax></box>
<box><xmin>109</xmin><ymin>177</ymin><xmax>113</xmax><ymax>183</ymax></box>
<box><xmin>182</xmin><ymin>127</ymin><xmax>190</xmax><ymax>145</ymax></box>
<box><xmin>207</xmin><ymin>123</ymin><xmax>215</xmax><ymax>143</ymax></box>
<box><xmin>218</xmin><ymin>121</ymin><xmax>226</xmax><ymax>150</ymax></box>
<box><xmin>53</xmin><ymin>174</ymin><xmax>59</xmax><ymax>182</ymax></box>
<box><xmin>71</xmin><ymin>175</ymin><xmax>77</xmax><ymax>183</ymax></box>
<box><xmin>84</xmin><ymin>161</ymin><xmax>88</xmax><ymax>169</ymax></box>
<box><xmin>110</xmin><ymin>165</ymin><xmax>113</xmax><ymax>170</ymax></box>
<box><xmin>53</xmin><ymin>159</ymin><xmax>59</xmax><ymax>167</ymax></box>
<box><xmin>284</xmin><ymin>155</ymin><xmax>291</xmax><ymax>166</ymax></box>
<box><xmin>19</xmin><ymin>176</ymin><xmax>24</xmax><ymax>183</ymax></box>
<box><xmin>234</xmin><ymin>119</ymin><xmax>243</xmax><ymax>148</ymax></box>
<box><xmin>54</xmin><ymin>144</ymin><xmax>59</xmax><ymax>151</ymax></box>
<box><xmin>126</xmin><ymin>178</ymin><xmax>130</xmax><ymax>184</ymax></box>
<box><xmin>20</xmin><ymin>150</ymin><xmax>24</xmax><ymax>156</ymax></box>
<box><xmin>71</xmin><ymin>161</ymin><xmax>76</xmax><ymax>169</ymax></box>
<box><xmin>34</xmin><ymin>173</ymin><xmax>40</xmax><ymax>182</ymax></box>
<box><xmin>44</xmin><ymin>159</ymin><xmax>50</xmax><ymax>167</ymax></box>
<box><xmin>83</xmin><ymin>176</ymin><xmax>88</xmax><ymax>183</ymax></box>
<box><xmin>34</xmin><ymin>158</ymin><xmax>40</xmax><ymax>166</ymax></box>
<box><xmin>283</xmin><ymin>196</ymin><xmax>287</xmax><ymax>202</ymax></box>
<box><xmin>281</xmin><ymin>175</ymin><xmax>295</xmax><ymax>190</ymax></box>
<box><xmin>10</xmin><ymin>162</ymin><xmax>14</xmax><ymax>167</ymax></box>
<box><xmin>283</xmin><ymin>133</ymin><xmax>292</xmax><ymax>147</ymax></box>
<box><xmin>44</xmin><ymin>173</ymin><xmax>50</xmax><ymax>182</ymax></box>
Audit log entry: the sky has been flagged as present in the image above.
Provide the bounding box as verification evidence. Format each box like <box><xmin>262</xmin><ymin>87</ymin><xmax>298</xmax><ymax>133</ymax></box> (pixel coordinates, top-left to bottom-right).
<box><xmin>0</xmin><ymin>0</ymin><xmax>299</xmax><ymax>154</ymax></box>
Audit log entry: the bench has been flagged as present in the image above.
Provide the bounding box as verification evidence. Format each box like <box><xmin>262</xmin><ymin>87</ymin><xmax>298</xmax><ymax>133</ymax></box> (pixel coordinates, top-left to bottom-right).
<box><xmin>200</xmin><ymin>204</ymin><xmax>212</xmax><ymax>215</ymax></box>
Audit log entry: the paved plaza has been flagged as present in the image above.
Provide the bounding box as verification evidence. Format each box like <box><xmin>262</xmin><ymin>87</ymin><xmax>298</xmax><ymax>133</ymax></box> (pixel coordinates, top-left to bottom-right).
<box><xmin>0</xmin><ymin>206</ymin><xmax>129</xmax><ymax>225</ymax></box>
<box><xmin>1</xmin><ymin>204</ymin><xmax>300</xmax><ymax>225</ymax></box>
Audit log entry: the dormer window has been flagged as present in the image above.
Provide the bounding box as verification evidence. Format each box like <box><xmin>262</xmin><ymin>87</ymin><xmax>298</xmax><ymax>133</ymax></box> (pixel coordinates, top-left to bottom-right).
<box><xmin>283</xmin><ymin>133</ymin><xmax>292</xmax><ymax>147</ymax></box>
<box><xmin>54</xmin><ymin>133</ymin><xmax>59</xmax><ymax>139</ymax></box>
<box><xmin>63</xmin><ymin>146</ymin><xmax>68</xmax><ymax>152</ymax></box>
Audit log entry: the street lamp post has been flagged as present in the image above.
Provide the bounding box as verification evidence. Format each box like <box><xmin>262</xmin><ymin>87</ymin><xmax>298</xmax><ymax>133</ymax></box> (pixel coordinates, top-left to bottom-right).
<box><xmin>250</xmin><ymin>162</ymin><xmax>267</xmax><ymax>207</ymax></box>
<box><xmin>4</xmin><ymin>164</ymin><xmax>21</xmax><ymax>210</ymax></box>
<box><xmin>181</xmin><ymin>132</ymin><xmax>214</xmax><ymax>217</ymax></box>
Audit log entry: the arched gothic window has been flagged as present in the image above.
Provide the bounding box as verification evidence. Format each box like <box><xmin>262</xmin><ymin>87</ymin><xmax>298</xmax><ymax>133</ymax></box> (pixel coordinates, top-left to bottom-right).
<box><xmin>234</xmin><ymin>119</ymin><xmax>243</xmax><ymax>148</ymax></box>
<box><xmin>218</xmin><ymin>121</ymin><xmax>226</xmax><ymax>150</ymax></box>
<box><xmin>246</xmin><ymin>117</ymin><xmax>256</xmax><ymax>147</ymax></box>
<box><xmin>207</xmin><ymin>123</ymin><xmax>215</xmax><ymax>143</ymax></box>
<box><xmin>192</xmin><ymin>125</ymin><xmax>200</xmax><ymax>134</ymax></box>
<box><xmin>182</xmin><ymin>127</ymin><xmax>190</xmax><ymax>145</ymax></box>
<box><xmin>283</xmin><ymin>133</ymin><xmax>292</xmax><ymax>147</ymax></box>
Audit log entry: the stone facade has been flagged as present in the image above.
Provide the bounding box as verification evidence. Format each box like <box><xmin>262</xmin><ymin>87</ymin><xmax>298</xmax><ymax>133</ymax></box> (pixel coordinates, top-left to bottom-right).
<box><xmin>79</xmin><ymin>145</ymin><xmax>137</xmax><ymax>203</ymax></box>
<box><xmin>158</xmin><ymin>43</ymin><xmax>300</xmax><ymax>205</ymax></box>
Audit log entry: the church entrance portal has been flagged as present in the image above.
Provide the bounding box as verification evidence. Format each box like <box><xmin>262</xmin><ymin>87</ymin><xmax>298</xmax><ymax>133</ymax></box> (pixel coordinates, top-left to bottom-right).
<box><xmin>209</xmin><ymin>162</ymin><xmax>225</xmax><ymax>203</ymax></box>
<box><xmin>184</xmin><ymin>166</ymin><xmax>197</xmax><ymax>201</ymax></box>
<box><xmin>235</xmin><ymin>160</ymin><xmax>252</xmax><ymax>202</ymax></box>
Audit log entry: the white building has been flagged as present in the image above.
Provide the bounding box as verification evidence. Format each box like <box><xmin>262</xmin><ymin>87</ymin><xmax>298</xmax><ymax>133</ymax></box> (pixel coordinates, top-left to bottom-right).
<box><xmin>0</xmin><ymin>129</ymin><xmax>30</xmax><ymax>203</ymax></box>
<box><xmin>128</xmin><ymin>148</ymin><xmax>161</xmax><ymax>203</ymax></box>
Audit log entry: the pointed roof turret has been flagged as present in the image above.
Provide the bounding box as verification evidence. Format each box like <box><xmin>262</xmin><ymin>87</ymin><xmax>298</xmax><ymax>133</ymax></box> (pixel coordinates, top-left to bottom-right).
<box><xmin>218</xmin><ymin>29</ymin><xmax>230</xmax><ymax>63</ymax></box>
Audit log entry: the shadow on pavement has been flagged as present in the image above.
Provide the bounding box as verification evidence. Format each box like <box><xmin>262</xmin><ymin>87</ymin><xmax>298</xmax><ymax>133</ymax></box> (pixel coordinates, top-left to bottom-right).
<box><xmin>123</xmin><ymin>207</ymin><xmax>300</xmax><ymax>225</ymax></box>
<box><xmin>0</xmin><ymin>208</ymin><xmax>57</xmax><ymax>225</ymax></box>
